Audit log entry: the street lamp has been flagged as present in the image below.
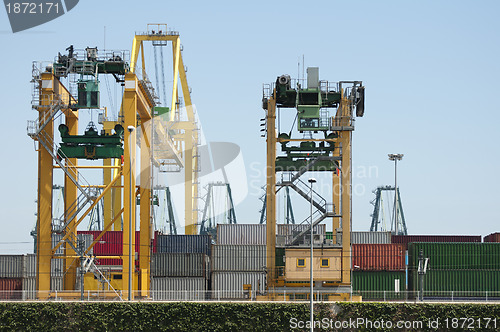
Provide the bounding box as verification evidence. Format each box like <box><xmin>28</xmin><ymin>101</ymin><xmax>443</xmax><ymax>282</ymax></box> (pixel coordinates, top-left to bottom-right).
<box><xmin>308</xmin><ymin>177</ymin><xmax>316</xmax><ymax>332</ymax></box>
<box><xmin>388</xmin><ymin>154</ymin><xmax>403</xmax><ymax>235</ymax></box>
<box><xmin>127</xmin><ymin>125</ymin><xmax>135</xmax><ymax>301</ymax></box>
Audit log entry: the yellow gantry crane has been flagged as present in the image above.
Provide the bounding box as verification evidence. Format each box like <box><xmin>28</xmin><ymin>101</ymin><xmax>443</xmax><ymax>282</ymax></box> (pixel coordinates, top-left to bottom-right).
<box><xmin>28</xmin><ymin>24</ymin><xmax>199</xmax><ymax>299</ymax></box>
<box><xmin>262</xmin><ymin>69</ymin><xmax>365</xmax><ymax>300</ymax></box>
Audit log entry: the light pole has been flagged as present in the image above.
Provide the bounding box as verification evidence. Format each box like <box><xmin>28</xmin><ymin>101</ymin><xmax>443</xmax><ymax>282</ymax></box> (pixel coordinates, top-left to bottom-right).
<box><xmin>308</xmin><ymin>177</ymin><xmax>316</xmax><ymax>332</ymax></box>
<box><xmin>127</xmin><ymin>125</ymin><xmax>135</xmax><ymax>301</ymax></box>
<box><xmin>388</xmin><ymin>154</ymin><xmax>403</xmax><ymax>235</ymax></box>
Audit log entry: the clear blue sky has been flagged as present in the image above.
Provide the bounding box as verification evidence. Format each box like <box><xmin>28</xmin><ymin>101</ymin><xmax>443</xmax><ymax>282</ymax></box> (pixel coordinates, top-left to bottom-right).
<box><xmin>1</xmin><ymin>0</ymin><xmax>499</xmax><ymax>253</ymax></box>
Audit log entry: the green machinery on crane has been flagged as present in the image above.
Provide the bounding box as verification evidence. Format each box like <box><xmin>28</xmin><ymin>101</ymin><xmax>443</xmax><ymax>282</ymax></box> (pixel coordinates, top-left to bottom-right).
<box><xmin>58</xmin><ymin>121</ymin><xmax>124</xmax><ymax>160</ymax></box>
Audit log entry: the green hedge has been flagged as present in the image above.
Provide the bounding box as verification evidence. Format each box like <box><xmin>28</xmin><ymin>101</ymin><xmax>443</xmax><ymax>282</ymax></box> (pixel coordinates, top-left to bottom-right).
<box><xmin>0</xmin><ymin>302</ymin><xmax>499</xmax><ymax>331</ymax></box>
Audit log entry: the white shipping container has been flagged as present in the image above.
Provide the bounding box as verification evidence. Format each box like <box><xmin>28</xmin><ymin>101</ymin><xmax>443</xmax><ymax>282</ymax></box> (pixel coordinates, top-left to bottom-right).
<box><xmin>351</xmin><ymin>231</ymin><xmax>391</xmax><ymax>244</ymax></box>
<box><xmin>151</xmin><ymin>253</ymin><xmax>207</xmax><ymax>277</ymax></box>
<box><xmin>22</xmin><ymin>277</ymin><xmax>36</xmax><ymax>300</ymax></box>
<box><xmin>23</xmin><ymin>254</ymin><xmax>37</xmax><ymax>278</ymax></box>
<box><xmin>23</xmin><ymin>254</ymin><xmax>75</xmax><ymax>278</ymax></box>
<box><xmin>51</xmin><ymin>276</ymin><xmax>64</xmax><ymax>292</ymax></box>
<box><xmin>0</xmin><ymin>255</ymin><xmax>24</xmax><ymax>278</ymax></box>
<box><xmin>211</xmin><ymin>271</ymin><xmax>266</xmax><ymax>299</ymax></box>
<box><xmin>22</xmin><ymin>276</ymin><xmax>64</xmax><ymax>299</ymax></box>
<box><xmin>212</xmin><ymin>245</ymin><xmax>266</xmax><ymax>272</ymax></box>
<box><xmin>151</xmin><ymin>277</ymin><xmax>206</xmax><ymax>301</ymax></box>
<box><xmin>216</xmin><ymin>224</ymin><xmax>266</xmax><ymax>245</ymax></box>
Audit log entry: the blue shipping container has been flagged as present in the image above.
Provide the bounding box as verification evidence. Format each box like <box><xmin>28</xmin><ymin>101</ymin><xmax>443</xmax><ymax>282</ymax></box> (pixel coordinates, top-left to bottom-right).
<box><xmin>156</xmin><ymin>235</ymin><xmax>212</xmax><ymax>256</ymax></box>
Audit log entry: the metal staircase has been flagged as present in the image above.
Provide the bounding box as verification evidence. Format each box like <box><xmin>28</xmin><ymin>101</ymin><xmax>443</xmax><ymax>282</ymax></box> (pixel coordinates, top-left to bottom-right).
<box><xmin>28</xmin><ymin>91</ymin><xmax>98</xmax><ymax>256</ymax></box>
<box><xmin>278</xmin><ymin>174</ymin><xmax>339</xmax><ymax>245</ymax></box>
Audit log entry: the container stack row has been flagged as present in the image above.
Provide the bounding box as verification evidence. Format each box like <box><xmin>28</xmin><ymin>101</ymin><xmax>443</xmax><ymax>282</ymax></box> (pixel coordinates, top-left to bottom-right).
<box><xmin>3</xmin><ymin>228</ymin><xmax>500</xmax><ymax>301</ymax></box>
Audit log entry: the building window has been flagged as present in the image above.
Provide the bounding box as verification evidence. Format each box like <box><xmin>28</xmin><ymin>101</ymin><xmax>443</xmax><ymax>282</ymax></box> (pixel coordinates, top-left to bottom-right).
<box><xmin>297</xmin><ymin>258</ymin><xmax>306</xmax><ymax>267</ymax></box>
<box><xmin>321</xmin><ymin>258</ymin><xmax>329</xmax><ymax>268</ymax></box>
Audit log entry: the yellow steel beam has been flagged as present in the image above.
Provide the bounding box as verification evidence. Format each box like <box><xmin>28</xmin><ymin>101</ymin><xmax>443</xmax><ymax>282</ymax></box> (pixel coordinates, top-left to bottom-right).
<box><xmin>54</xmin><ymin>165</ymin><xmax>121</xmax><ymax>169</ymax></box>
<box><xmin>332</xmin><ymin>169</ymin><xmax>341</xmax><ymax>239</ymax></box>
<box><xmin>112</xmin><ymin>157</ymin><xmax>123</xmax><ymax>230</ymax></box>
<box><xmin>55</xmin><ymin>256</ymin><xmax>122</xmax><ymax>259</ymax></box>
<box><xmin>64</xmin><ymin>114</ymin><xmax>78</xmax><ymax>291</ymax></box>
<box><xmin>170</xmin><ymin>38</ymin><xmax>181</xmax><ymax>122</ymax></box>
<box><xmin>36</xmin><ymin>72</ymin><xmax>54</xmax><ymax>298</ymax></box>
<box><xmin>139</xmin><ymin>122</ymin><xmax>152</xmax><ymax>292</ymax></box>
<box><xmin>130</xmin><ymin>35</ymin><xmax>179</xmax><ymax>74</ymax></box>
<box><xmin>184</xmin><ymin>130</ymin><xmax>195</xmax><ymax>235</ymax></box>
<box><xmin>169</xmin><ymin>121</ymin><xmax>195</xmax><ymax>130</ymax></box>
<box><xmin>339</xmin><ymin>91</ymin><xmax>352</xmax><ymax>285</ymax></box>
<box><xmin>177</xmin><ymin>38</ymin><xmax>199</xmax><ymax>234</ymax></box>
<box><xmin>103</xmin><ymin>128</ymin><xmax>113</xmax><ymax>229</ymax></box>
<box><xmin>122</xmin><ymin>73</ymin><xmax>138</xmax><ymax>299</ymax></box>
<box><xmin>178</xmin><ymin>50</ymin><xmax>193</xmax><ymax>109</ymax></box>
<box><xmin>266</xmin><ymin>92</ymin><xmax>277</xmax><ymax>283</ymax></box>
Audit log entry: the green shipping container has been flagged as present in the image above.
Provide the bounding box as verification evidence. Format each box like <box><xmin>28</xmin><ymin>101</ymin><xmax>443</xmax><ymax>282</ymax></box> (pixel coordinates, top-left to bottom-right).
<box><xmin>409</xmin><ymin>269</ymin><xmax>500</xmax><ymax>298</ymax></box>
<box><xmin>408</xmin><ymin>242</ymin><xmax>500</xmax><ymax>270</ymax></box>
<box><xmin>352</xmin><ymin>271</ymin><xmax>406</xmax><ymax>300</ymax></box>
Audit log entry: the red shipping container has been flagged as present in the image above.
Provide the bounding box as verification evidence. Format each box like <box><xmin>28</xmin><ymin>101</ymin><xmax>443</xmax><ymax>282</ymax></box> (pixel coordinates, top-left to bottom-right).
<box><xmin>391</xmin><ymin>235</ymin><xmax>481</xmax><ymax>249</ymax></box>
<box><xmin>352</xmin><ymin>244</ymin><xmax>405</xmax><ymax>271</ymax></box>
<box><xmin>0</xmin><ymin>278</ymin><xmax>22</xmax><ymax>300</ymax></box>
<box><xmin>484</xmin><ymin>233</ymin><xmax>500</xmax><ymax>243</ymax></box>
<box><xmin>79</xmin><ymin>231</ymin><xmax>152</xmax><ymax>266</ymax></box>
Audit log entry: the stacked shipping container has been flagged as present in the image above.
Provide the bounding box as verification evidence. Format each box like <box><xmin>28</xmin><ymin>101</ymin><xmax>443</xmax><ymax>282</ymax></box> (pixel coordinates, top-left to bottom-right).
<box><xmin>212</xmin><ymin>225</ymin><xmax>266</xmax><ymax>299</ymax></box>
<box><xmin>0</xmin><ymin>255</ymin><xmax>24</xmax><ymax>300</ymax></box>
<box><xmin>151</xmin><ymin>235</ymin><xmax>212</xmax><ymax>300</ymax></box>
<box><xmin>351</xmin><ymin>244</ymin><xmax>406</xmax><ymax>300</ymax></box>
<box><xmin>408</xmin><ymin>242</ymin><xmax>500</xmax><ymax>297</ymax></box>
<box><xmin>392</xmin><ymin>235</ymin><xmax>481</xmax><ymax>249</ymax></box>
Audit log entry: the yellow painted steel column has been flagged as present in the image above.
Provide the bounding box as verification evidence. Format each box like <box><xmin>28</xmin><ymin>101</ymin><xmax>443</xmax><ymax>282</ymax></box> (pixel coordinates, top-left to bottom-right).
<box><xmin>178</xmin><ymin>50</ymin><xmax>199</xmax><ymax>234</ymax></box>
<box><xmin>64</xmin><ymin>113</ymin><xmax>78</xmax><ymax>290</ymax></box>
<box><xmin>112</xmin><ymin>158</ymin><xmax>123</xmax><ymax>230</ymax></box>
<box><xmin>184</xmin><ymin>129</ymin><xmax>195</xmax><ymax>235</ymax></box>
<box><xmin>103</xmin><ymin>158</ymin><xmax>113</xmax><ymax>228</ymax></box>
<box><xmin>122</xmin><ymin>73</ymin><xmax>137</xmax><ymax>298</ymax></box>
<box><xmin>139</xmin><ymin>122</ymin><xmax>152</xmax><ymax>294</ymax></box>
<box><xmin>332</xmin><ymin>170</ymin><xmax>341</xmax><ymax>239</ymax></box>
<box><xmin>340</xmin><ymin>95</ymin><xmax>352</xmax><ymax>285</ymax></box>
<box><xmin>36</xmin><ymin>73</ymin><xmax>54</xmax><ymax>298</ymax></box>
<box><xmin>266</xmin><ymin>95</ymin><xmax>277</xmax><ymax>283</ymax></box>
<box><xmin>170</xmin><ymin>38</ymin><xmax>180</xmax><ymax>122</ymax></box>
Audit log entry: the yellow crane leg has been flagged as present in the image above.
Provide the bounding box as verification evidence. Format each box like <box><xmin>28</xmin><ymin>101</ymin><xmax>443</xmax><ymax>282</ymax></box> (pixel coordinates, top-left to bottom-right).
<box><xmin>122</xmin><ymin>73</ymin><xmax>138</xmax><ymax>299</ymax></box>
<box><xmin>332</xmin><ymin>168</ymin><xmax>341</xmax><ymax>239</ymax></box>
<box><xmin>340</xmin><ymin>98</ymin><xmax>352</xmax><ymax>285</ymax></box>
<box><xmin>103</xmin><ymin>158</ymin><xmax>113</xmax><ymax>228</ymax></box>
<box><xmin>139</xmin><ymin>121</ymin><xmax>152</xmax><ymax>295</ymax></box>
<box><xmin>112</xmin><ymin>158</ymin><xmax>122</xmax><ymax>230</ymax></box>
<box><xmin>36</xmin><ymin>73</ymin><xmax>55</xmax><ymax>299</ymax></box>
<box><xmin>64</xmin><ymin>114</ymin><xmax>78</xmax><ymax>290</ymax></box>
<box><xmin>266</xmin><ymin>96</ymin><xmax>277</xmax><ymax>284</ymax></box>
<box><xmin>184</xmin><ymin>129</ymin><xmax>195</xmax><ymax>235</ymax></box>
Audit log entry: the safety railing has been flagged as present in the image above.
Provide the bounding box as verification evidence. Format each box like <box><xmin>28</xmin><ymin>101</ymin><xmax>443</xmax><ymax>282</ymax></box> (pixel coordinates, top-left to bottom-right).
<box><xmin>3</xmin><ymin>290</ymin><xmax>500</xmax><ymax>302</ymax></box>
